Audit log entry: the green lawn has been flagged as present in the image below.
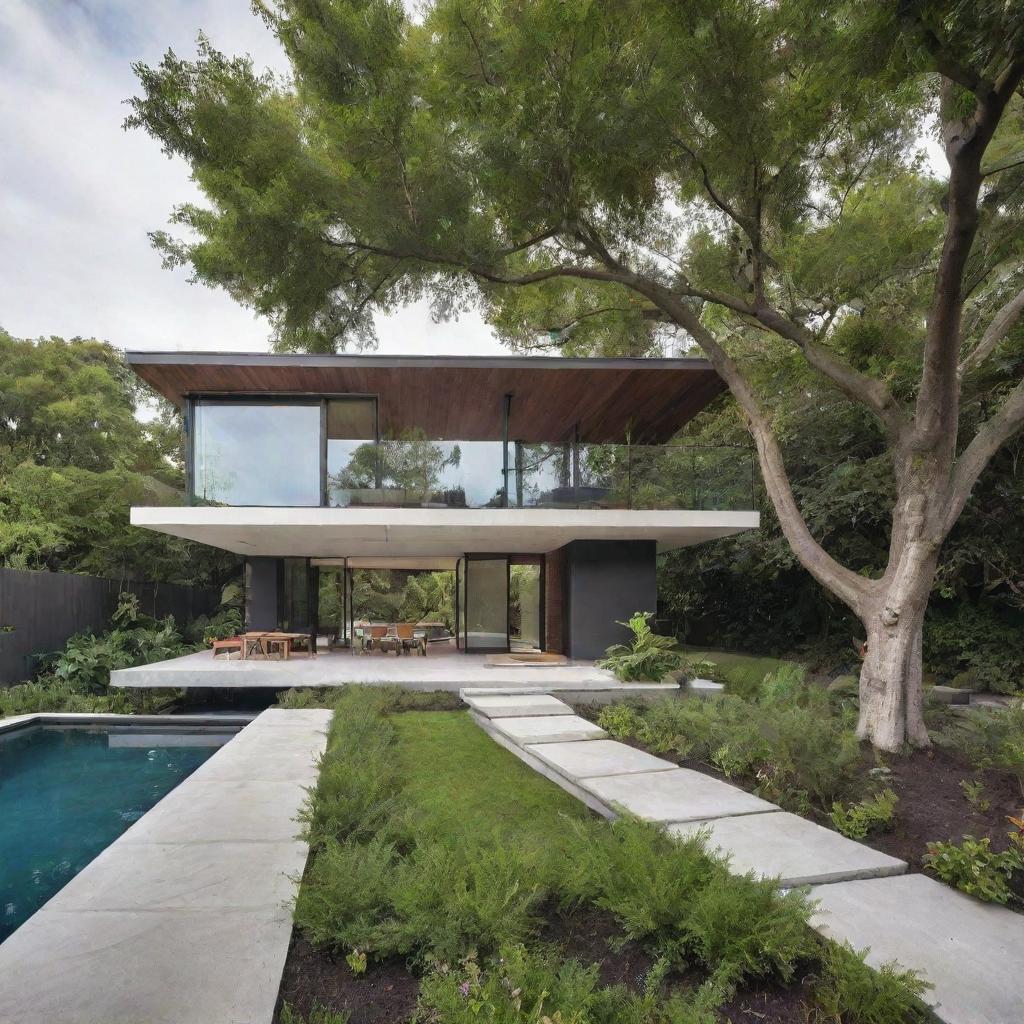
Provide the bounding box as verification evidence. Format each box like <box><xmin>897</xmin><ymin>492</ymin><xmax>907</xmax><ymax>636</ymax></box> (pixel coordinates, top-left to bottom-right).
<box><xmin>391</xmin><ymin>710</ymin><xmax>590</xmax><ymax>857</ymax></box>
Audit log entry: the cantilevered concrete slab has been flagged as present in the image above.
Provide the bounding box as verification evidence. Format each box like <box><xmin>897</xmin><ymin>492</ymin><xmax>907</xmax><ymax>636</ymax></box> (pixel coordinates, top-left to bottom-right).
<box><xmin>130</xmin><ymin>505</ymin><xmax>760</xmax><ymax>558</ymax></box>
<box><xmin>463</xmin><ymin>693</ymin><xmax>574</xmax><ymax>717</ymax></box>
<box><xmin>0</xmin><ymin>708</ymin><xmax>331</xmax><ymax>1024</ymax></box>
<box><xmin>668</xmin><ymin>811</ymin><xmax>907</xmax><ymax>887</ymax></box>
<box><xmin>582</xmin><ymin>767</ymin><xmax>777</xmax><ymax>822</ymax></box>
<box><xmin>525</xmin><ymin>739</ymin><xmax>677</xmax><ymax>780</ymax></box>
<box><xmin>490</xmin><ymin>714</ymin><xmax>606</xmax><ymax>744</ymax></box>
<box><xmin>810</xmin><ymin>874</ymin><xmax>1024</xmax><ymax>1024</ymax></box>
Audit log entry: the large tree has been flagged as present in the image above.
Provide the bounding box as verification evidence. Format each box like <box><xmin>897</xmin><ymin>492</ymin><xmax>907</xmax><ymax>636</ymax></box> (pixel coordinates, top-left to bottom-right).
<box><xmin>127</xmin><ymin>0</ymin><xmax>1024</xmax><ymax>749</ymax></box>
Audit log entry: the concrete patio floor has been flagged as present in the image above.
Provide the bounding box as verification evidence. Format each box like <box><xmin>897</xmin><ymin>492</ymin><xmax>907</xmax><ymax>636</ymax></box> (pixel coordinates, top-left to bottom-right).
<box><xmin>110</xmin><ymin>647</ymin><xmax>635</xmax><ymax>693</ymax></box>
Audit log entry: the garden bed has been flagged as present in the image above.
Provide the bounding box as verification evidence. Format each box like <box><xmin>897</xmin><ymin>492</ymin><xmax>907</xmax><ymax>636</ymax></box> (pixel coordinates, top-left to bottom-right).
<box><xmin>272</xmin><ymin>687</ymin><xmax>930</xmax><ymax>1024</ymax></box>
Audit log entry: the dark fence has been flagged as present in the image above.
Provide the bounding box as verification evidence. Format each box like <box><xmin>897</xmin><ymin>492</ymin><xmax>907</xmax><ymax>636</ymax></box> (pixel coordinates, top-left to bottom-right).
<box><xmin>0</xmin><ymin>568</ymin><xmax>220</xmax><ymax>685</ymax></box>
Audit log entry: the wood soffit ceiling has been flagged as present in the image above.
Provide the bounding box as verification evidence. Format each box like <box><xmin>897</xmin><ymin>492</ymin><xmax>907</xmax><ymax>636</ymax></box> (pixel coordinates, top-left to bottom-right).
<box><xmin>127</xmin><ymin>352</ymin><xmax>726</xmax><ymax>444</ymax></box>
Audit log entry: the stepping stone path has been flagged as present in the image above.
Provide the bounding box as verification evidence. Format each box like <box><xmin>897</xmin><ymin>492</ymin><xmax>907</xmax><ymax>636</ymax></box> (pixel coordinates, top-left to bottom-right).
<box><xmin>464</xmin><ymin>688</ymin><xmax>1024</xmax><ymax>1024</ymax></box>
<box><xmin>490</xmin><ymin>714</ymin><xmax>606</xmax><ymax>745</ymax></box>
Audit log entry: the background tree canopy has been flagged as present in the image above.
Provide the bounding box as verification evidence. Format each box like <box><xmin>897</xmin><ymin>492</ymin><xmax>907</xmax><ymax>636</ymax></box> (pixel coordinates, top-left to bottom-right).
<box><xmin>0</xmin><ymin>331</ymin><xmax>238</xmax><ymax>588</ymax></box>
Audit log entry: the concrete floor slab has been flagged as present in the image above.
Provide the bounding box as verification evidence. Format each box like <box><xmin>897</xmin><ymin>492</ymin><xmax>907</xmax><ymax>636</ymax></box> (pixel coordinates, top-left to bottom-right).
<box><xmin>0</xmin><ymin>908</ymin><xmax>292</xmax><ymax>1024</ymax></box>
<box><xmin>525</xmin><ymin>739</ymin><xmax>677</xmax><ymax>780</ymax></box>
<box><xmin>463</xmin><ymin>693</ymin><xmax>574</xmax><ymax>718</ymax></box>
<box><xmin>247</xmin><ymin>708</ymin><xmax>334</xmax><ymax>728</ymax></box>
<box><xmin>490</xmin><ymin>714</ymin><xmax>606</xmax><ymax>744</ymax></box>
<box><xmin>668</xmin><ymin>811</ymin><xmax>907</xmax><ymax>886</ymax></box>
<box><xmin>187</xmin><ymin>744</ymin><xmax>322</xmax><ymax>784</ymax></box>
<box><xmin>42</xmin><ymin>840</ymin><xmax>308</xmax><ymax>912</ymax></box>
<box><xmin>582</xmin><ymin>767</ymin><xmax>777</xmax><ymax>822</ymax></box>
<box><xmin>810</xmin><ymin>873</ymin><xmax>1024</xmax><ymax>1024</ymax></box>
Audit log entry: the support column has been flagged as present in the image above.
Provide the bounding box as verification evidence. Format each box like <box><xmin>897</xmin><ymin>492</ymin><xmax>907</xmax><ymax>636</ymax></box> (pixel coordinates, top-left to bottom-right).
<box><xmin>563</xmin><ymin>540</ymin><xmax>657</xmax><ymax>660</ymax></box>
<box><xmin>245</xmin><ymin>557</ymin><xmax>279</xmax><ymax>631</ymax></box>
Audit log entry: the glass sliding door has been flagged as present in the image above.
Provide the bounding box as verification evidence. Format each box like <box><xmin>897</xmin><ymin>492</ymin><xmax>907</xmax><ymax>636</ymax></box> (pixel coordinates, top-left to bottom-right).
<box><xmin>326</xmin><ymin>398</ymin><xmax>378</xmax><ymax>506</ymax></box>
<box><xmin>463</xmin><ymin>557</ymin><xmax>509</xmax><ymax>651</ymax></box>
<box><xmin>509</xmin><ymin>559</ymin><xmax>543</xmax><ymax>652</ymax></box>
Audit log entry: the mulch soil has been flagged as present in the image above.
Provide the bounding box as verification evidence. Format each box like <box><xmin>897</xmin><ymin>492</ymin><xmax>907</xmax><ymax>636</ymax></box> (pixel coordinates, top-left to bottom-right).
<box><xmin>275</xmin><ymin>904</ymin><xmax>815</xmax><ymax>1023</ymax></box>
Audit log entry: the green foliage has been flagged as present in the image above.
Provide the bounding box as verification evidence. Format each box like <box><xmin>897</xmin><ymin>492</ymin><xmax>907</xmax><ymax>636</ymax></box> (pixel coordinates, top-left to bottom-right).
<box><xmin>690</xmin><ymin>651</ymin><xmax>805</xmax><ymax>701</ymax></box>
<box><xmin>941</xmin><ymin>701</ymin><xmax>1024</xmax><ymax>795</ymax></box>
<box><xmin>597</xmin><ymin>612</ymin><xmax>683</xmax><ymax>682</ymax></box>
<box><xmin>923</xmin><ymin>836</ymin><xmax>1024</xmax><ymax>904</ymax></box>
<box><xmin>278</xmin><ymin>1004</ymin><xmax>350</xmax><ymax>1024</ymax></box>
<box><xmin>829</xmin><ymin>790</ymin><xmax>898</xmax><ymax>841</ymax></box>
<box><xmin>600</xmin><ymin>689</ymin><xmax>862</xmax><ymax>814</ymax></box>
<box><xmin>810</xmin><ymin>942</ymin><xmax>932</xmax><ymax>1024</ymax></box>
<box><xmin>925</xmin><ymin>606</ymin><xmax>1024</xmax><ymax>694</ymax></box>
<box><xmin>0</xmin><ymin>332</ymin><xmax>238</xmax><ymax>586</ymax></box>
<box><xmin>415</xmin><ymin>944</ymin><xmax>723</xmax><ymax>1024</ymax></box>
<box><xmin>960</xmin><ymin>779</ymin><xmax>991</xmax><ymax>813</ymax></box>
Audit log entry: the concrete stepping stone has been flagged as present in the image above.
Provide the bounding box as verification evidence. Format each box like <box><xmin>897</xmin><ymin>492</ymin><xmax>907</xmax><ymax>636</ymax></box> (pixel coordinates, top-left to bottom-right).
<box><xmin>525</xmin><ymin>739</ymin><xmax>676</xmax><ymax>781</ymax></box>
<box><xmin>668</xmin><ymin>811</ymin><xmax>906</xmax><ymax>886</ymax></box>
<box><xmin>582</xmin><ymin>767</ymin><xmax>776</xmax><ymax>822</ymax></box>
<box><xmin>490</xmin><ymin>714</ymin><xmax>606</xmax><ymax>745</ymax></box>
<box><xmin>464</xmin><ymin>693</ymin><xmax>573</xmax><ymax>718</ymax></box>
<box><xmin>810</xmin><ymin>873</ymin><xmax>1024</xmax><ymax>1024</ymax></box>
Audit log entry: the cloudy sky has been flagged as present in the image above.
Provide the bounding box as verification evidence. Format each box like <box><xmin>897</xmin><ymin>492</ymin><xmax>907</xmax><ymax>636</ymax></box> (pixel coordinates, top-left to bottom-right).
<box><xmin>0</xmin><ymin>0</ymin><xmax>504</xmax><ymax>356</ymax></box>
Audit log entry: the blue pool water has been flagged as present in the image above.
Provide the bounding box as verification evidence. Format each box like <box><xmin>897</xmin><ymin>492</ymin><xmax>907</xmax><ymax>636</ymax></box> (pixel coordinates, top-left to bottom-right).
<box><xmin>0</xmin><ymin>725</ymin><xmax>227</xmax><ymax>942</ymax></box>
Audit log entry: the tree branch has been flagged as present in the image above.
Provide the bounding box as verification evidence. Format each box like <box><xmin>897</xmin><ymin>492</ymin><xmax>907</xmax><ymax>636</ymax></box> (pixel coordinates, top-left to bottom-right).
<box><xmin>945</xmin><ymin>378</ymin><xmax>1024</xmax><ymax>534</ymax></box>
<box><xmin>959</xmin><ymin>283</ymin><xmax>1024</xmax><ymax>377</ymax></box>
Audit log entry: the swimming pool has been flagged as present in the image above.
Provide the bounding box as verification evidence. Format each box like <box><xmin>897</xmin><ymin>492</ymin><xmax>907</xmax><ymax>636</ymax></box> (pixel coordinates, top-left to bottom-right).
<box><xmin>0</xmin><ymin>722</ymin><xmax>237</xmax><ymax>942</ymax></box>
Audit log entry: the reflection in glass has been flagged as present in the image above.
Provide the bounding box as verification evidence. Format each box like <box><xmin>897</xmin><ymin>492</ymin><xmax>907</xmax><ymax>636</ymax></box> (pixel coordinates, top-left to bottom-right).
<box><xmin>509</xmin><ymin>562</ymin><xmax>541</xmax><ymax>652</ymax></box>
<box><xmin>193</xmin><ymin>402</ymin><xmax>321</xmax><ymax>506</ymax></box>
<box><xmin>326</xmin><ymin>399</ymin><xmax>377</xmax><ymax>507</ymax></box>
<box><xmin>464</xmin><ymin>558</ymin><xmax>508</xmax><ymax>650</ymax></box>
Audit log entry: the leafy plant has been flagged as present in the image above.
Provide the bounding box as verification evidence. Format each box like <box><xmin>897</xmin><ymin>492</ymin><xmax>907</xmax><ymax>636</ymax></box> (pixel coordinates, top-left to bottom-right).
<box><xmin>344</xmin><ymin>949</ymin><xmax>367</xmax><ymax>976</ymax></box>
<box><xmin>923</xmin><ymin>836</ymin><xmax>1023</xmax><ymax>904</ymax></box>
<box><xmin>278</xmin><ymin>1004</ymin><xmax>350</xmax><ymax>1024</ymax></box>
<box><xmin>829</xmin><ymin>790</ymin><xmax>898</xmax><ymax>840</ymax></box>
<box><xmin>597</xmin><ymin>612</ymin><xmax>683</xmax><ymax>682</ymax></box>
<box><xmin>960</xmin><ymin>779</ymin><xmax>990</xmax><ymax>813</ymax></box>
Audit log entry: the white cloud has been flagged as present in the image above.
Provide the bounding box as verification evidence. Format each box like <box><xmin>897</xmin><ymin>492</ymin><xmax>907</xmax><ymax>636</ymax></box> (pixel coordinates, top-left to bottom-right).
<box><xmin>0</xmin><ymin>0</ymin><xmax>504</xmax><ymax>356</ymax></box>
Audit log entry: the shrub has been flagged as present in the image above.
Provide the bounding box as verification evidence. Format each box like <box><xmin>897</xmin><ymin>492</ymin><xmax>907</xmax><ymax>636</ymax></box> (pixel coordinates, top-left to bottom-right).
<box><xmin>292</xmin><ymin>834</ymin><xmax>400</xmax><ymax>954</ymax></box>
<box><xmin>564</xmin><ymin>819</ymin><xmax>814</xmax><ymax>985</ymax></box>
<box><xmin>415</xmin><ymin>945</ymin><xmax>724</xmax><ymax>1024</ymax></box>
<box><xmin>949</xmin><ymin>668</ymin><xmax>982</xmax><ymax>690</ymax></box>
<box><xmin>389</xmin><ymin>839</ymin><xmax>545</xmax><ymax>963</ymax></box>
<box><xmin>759</xmin><ymin>663</ymin><xmax>807</xmax><ymax>702</ymax></box>
<box><xmin>941</xmin><ymin>701</ymin><xmax>1024</xmax><ymax>796</ymax></box>
<box><xmin>279</xmin><ymin>1004</ymin><xmax>350</xmax><ymax>1024</ymax></box>
<box><xmin>829</xmin><ymin>790</ymin><xmax>898</xmax><ymax>840</ymax></box>
<box><xmin>810</xmin><ymin>942</ymin><xmax>932</xmax><ymax>1024</ymax></box>
<box><xmin>959</xmin><ymin>779</ymin><xmax>990</xmax><ymax>812</ymax></box>
<box><xmin>594</xmin><ymin>692</ymin><xmax>862</xmax><ymax>813</ymax></box>
<box><xmin>923</xmin><ymin>836</ymin><xmax>1023</xmax><ymax>904</ymax></box>
<box><xmin>827</xmin><ymin>674</ymin><xmax>860</xmax><ymax>698</ymax></box>
<box><xmin>597</xmin><ymin>611</ymin><xmax>683</xmax><ymax>682</ymax></box>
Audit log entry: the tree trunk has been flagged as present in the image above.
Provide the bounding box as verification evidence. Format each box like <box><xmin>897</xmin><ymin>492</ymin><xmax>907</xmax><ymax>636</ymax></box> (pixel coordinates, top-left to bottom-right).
<box><xmin>856</xmin><ymin>548</ymin><xmax>937</xmax><ymax>751</ymax></box>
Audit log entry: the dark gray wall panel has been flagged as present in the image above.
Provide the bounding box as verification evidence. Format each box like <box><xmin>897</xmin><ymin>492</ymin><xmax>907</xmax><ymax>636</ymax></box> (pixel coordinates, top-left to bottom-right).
<box><xmin>564</xmin><ymin>540</ymin><xmax>657</xmax><ymax>660</ymax></box>
<box><xmin>245</xmin><ymin>557</ymin><xmax>279</xmax><ymax>631</ymax></box>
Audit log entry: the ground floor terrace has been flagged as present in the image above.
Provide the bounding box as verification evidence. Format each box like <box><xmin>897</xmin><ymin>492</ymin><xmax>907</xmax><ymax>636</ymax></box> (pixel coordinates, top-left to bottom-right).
<box><xmin>109</xmin><ymin>645</ymin><xmax>676</xmax><ymax>697</ymax></box>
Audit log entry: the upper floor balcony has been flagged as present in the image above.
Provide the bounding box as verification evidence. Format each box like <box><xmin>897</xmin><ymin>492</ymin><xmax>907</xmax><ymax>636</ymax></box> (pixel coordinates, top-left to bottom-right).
<box><xmin>187</xmin><ymin>397</ymin><xmax>756</xmax><ymax>512</ymax></box>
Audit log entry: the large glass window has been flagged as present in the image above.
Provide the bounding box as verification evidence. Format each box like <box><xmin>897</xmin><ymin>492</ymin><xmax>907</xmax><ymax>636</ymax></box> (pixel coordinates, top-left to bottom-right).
<box><xmin>326</xmin><ymin>399</ymin><xmax>377</xmax><ymax>507</ymax></box>
<box><xmin>193</xmin><ymin>401</ymin><xmax>321</xmax><ymax>506</ymax></box>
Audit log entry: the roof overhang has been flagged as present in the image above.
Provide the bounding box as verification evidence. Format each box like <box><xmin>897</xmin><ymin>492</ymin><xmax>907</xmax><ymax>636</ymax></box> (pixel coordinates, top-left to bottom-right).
<box><xmin>130</xmin><ymin>506</ymin><xmax>759</xmax><ymax>558</ymax></box>
<box><xmin>125</xmin><ymin>351</ymin><xmax>726</xmax><ymax>443</ymax></box>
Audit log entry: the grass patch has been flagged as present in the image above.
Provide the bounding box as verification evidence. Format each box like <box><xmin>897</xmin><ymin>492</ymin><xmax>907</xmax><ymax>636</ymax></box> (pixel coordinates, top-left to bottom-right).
<box><xmin>392</xmin><ymin>711</ymin><xmax>588</xmax><ymax>855</ymax></box>
<box><xmin>692</xmin><ymin>649</ymin><xmax>803</xmax><ymax>700</ymax></box>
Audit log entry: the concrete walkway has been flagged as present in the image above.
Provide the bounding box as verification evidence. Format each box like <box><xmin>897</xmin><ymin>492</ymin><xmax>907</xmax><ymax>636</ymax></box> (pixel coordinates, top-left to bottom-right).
<box><xmin>0</xmin><ymin>707</ymin><xmax>331</xmax><ymax>1024</ymax></box>
<box><xmin>466</xmin><ymin>691</ymin><xmax>1024</xmax><ymax>1024</ymax></box>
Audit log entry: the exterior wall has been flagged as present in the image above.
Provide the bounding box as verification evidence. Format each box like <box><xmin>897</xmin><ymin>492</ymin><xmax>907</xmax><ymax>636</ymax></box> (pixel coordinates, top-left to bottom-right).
<box><xmin>245</xmin><ymin>557</ymin><xmax>279</xmax><ymax>631</ymax></box>
<box><xmin>563</xmin><ymin>540</ymin><xmax>657</xmax><ymax>660</ymax></box>
<box><xmin>544</xmin><ymin>548</ymin><xmax>566</xmax><ymax>654</ymax></box>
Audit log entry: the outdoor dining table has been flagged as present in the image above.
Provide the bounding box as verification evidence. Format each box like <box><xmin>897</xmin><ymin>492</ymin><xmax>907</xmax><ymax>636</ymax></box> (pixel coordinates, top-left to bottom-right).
<box><xmin>239</xmin><ymin>631</ymin><xmax>313</xmax><ymax>660</ymax></box>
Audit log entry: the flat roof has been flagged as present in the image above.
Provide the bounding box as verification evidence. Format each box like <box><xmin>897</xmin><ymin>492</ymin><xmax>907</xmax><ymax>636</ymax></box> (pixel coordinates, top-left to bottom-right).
<box><xmin>126</xmin><ymin>351</ymin><xmax>725</xmax><ymax>443</ymax></box>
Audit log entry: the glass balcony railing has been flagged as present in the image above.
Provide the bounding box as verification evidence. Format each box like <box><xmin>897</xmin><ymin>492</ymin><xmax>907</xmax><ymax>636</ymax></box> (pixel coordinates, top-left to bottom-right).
<box><xmin>193</xmin><ymin>430</ymin><xmax>755</xmax><ymax>512</ymax></box>
<box><xmin>509</xmin><ymin>443</ymin><xmax>755</xmax><ymax>511</ymax></box>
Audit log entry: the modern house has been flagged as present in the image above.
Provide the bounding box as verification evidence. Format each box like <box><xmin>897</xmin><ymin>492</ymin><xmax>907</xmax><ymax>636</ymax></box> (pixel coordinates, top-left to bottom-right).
<box><xmin>126</xmin><ymin>351</ymin><xmax>759</xmax><ymax>660</ymax></box>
